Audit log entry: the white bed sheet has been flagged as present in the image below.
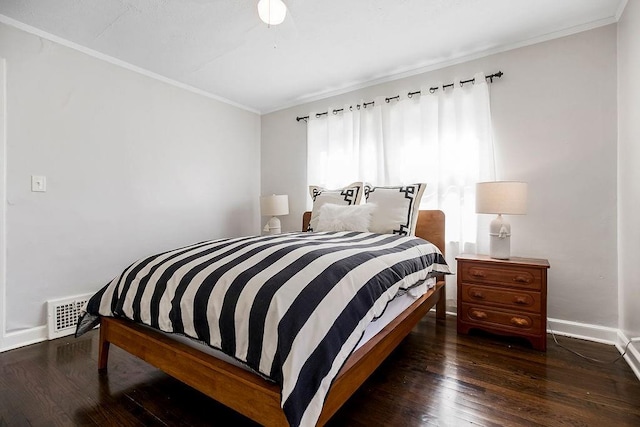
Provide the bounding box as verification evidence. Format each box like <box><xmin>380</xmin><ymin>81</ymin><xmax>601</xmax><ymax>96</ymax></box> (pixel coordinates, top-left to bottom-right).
<box><xmin>356</xmin><ymin>277</ymin><xmax>435</xmax><ymax>350</ymax></box>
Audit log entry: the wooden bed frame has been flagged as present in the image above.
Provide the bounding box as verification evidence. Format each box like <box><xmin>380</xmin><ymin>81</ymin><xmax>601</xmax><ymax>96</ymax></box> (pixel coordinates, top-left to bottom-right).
<box><xmin>97</xmin><ymin>210</ymin><xmax>447</xmax><ymax>426</ymax></box>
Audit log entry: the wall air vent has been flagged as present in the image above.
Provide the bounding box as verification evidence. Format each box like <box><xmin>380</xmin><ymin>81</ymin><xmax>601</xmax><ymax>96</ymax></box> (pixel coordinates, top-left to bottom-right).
<box><xmin>46</xmin><ymin>293</ymin><xmax>94</xmax><ymax>340</ymax></box>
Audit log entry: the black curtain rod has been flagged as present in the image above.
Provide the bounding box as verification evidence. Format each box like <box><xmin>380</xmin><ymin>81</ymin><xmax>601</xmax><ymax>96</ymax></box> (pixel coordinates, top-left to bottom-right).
<box><xmin>296</xmin><ymin>71</ymin><xmax>503</xmax><ymax>122</ymax></box>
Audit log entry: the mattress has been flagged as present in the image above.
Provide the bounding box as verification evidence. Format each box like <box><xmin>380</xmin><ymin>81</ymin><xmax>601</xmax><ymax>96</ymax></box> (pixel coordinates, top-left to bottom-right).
<box><xmin>161</xmin><ymin>277</ymin><xmax>436</xmax><ymax>376</ymax></box>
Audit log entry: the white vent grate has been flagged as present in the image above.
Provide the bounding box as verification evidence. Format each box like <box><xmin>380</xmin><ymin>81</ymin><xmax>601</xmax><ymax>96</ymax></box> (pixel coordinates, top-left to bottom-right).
<box><xmin>47</xmin><ymin>294</ymin><xmax>94</xmax><ymax>340</ymax></box>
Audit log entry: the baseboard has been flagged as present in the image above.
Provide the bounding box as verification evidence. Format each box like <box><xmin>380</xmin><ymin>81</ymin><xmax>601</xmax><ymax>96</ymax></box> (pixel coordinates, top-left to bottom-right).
<box><xmin>1</xmin><ymin>325</ymin><xmax>47</xmax><ymax>352</ymax></box>
<box><xmin>2</xmin><ymin>316</ymin><xmax>639</xmax><ymax>382</ymax></box>
<box><xmin>617</xmin><ymin>330</ymin><xmax>640</xmax><ymax>381</ymax></box>
<box><xmin>547</xmin><ymin>318</ymin><xmax>640</xmax><ymax>381</ymax></box>
<box><xmin>547</xmin><ymin>317</ymin><xmax>619</xmax><ymax>345</ymax></box>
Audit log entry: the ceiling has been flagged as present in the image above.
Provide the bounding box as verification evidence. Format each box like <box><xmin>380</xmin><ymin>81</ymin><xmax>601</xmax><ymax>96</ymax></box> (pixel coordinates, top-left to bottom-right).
<box><xmin>0</xmin><ymin>0</ymin><xmax>625</xmax><ymax>114</ymax></box>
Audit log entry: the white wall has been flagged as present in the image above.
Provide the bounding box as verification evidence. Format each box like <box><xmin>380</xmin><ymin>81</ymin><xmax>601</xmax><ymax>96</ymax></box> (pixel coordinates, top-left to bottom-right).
<box><xmin>618</xmin><ymin>2</ymin><xmax>640</xmax><ymax>338</ymax></box>
<box><xmin>0</xmin><ymin>58</ymin><xmax>6</xmax><ymax>347</ymax></box>
<box><xmin>261</xmin><ymin>25</ymin><xmax>618</xmax><ymax>328</ymax></box>
<box><xmin>0</xmin><ymin>22</ymin><xmax>261</xmax><ymax>335</ymax></box>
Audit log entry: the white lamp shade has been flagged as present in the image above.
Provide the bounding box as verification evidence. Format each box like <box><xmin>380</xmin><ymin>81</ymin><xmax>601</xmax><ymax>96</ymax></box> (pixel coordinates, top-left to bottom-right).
<box><xmin>260</xmin><ymin>194</ymin><xmax>289</xmax><ymax>216</ymax></box>
<box><xmin>257</xmin><ymin>0</ymin><xmax>287</xmax><ymax>25</ymax></box>
<box><xmin>476</xmin><ymin>181</ymin><xmax>527</xmax><ymax>215</ymax></box>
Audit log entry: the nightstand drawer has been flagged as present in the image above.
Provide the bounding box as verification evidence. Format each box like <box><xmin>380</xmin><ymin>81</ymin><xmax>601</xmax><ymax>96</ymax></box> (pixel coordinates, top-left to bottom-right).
<box><xmin>459</xmin><ymin>263</ymin><xmax>542</xmax><ymax>290</ymax></box>
<box><xmin>460</xmin><ymin>284</ymin><xmax>541</xmax><ymax>313</ymax></box>
<box><xmin>460</xmin><ymin>303</ymin><xmax>543</xmax><ymax>333</ymax></box>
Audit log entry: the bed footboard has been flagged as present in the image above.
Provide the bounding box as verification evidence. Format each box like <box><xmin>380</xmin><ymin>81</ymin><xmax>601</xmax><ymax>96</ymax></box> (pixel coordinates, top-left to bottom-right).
<box><xmin>98</xmin><ymin>313</ymin><xmax>286</xmax><ymax>426</ymax></box>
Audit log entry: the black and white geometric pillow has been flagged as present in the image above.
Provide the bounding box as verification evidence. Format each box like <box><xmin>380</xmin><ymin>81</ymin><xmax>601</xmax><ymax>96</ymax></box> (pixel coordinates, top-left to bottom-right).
<box><xmin>308</xmin><ymin>182</ymin><xmax>365</xmax><ymax>231</ymax></box>
<box><xmin>364</xmin><ymin>183</ymin><xmax>426</xmax><ymax>236</ymax></box>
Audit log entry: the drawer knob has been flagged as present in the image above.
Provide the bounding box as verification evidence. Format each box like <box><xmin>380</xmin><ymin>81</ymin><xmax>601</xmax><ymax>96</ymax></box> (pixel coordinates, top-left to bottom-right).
<box><xmin>471</xmin><ymin>291</ymin><xmax>485</xmax><ymax>299</ymax></box>
<box><xmin>514</xmin><ymin>275</ymin><xmax>531</xmax><ymax>283</ymax></box>
<box><xmin>513</xmin><ymin>296</ymin><xmax>529</xmax><ymax>305</ymax></box>
<box><xmin>470</xmin><ymin>269</ymin><xmax>486</xmax><ymax>278</ymax></box>
<box><xmin>510</xmin><ymin>317</ymin><xmax>530</xmax><ymax>327</ymax></box>
<box><xmin>471</xmin><ymin>310</ymin><xmax>488</xmax><ymax>320</ymax></box>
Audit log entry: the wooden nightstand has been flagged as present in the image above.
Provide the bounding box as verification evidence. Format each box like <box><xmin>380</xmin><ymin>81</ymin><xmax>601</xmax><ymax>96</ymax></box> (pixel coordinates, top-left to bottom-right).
<box><xmin>456</xmin><ymin>254</ymin><xmax>550</xmax><ymax>351</ymax></box>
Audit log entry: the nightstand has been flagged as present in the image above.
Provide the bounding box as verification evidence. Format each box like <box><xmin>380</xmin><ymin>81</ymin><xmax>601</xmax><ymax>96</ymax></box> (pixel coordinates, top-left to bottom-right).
<box><xmin>456</xmin><ymin>254</ymin><xmax>550</xmax><ymax>351</ymax></box>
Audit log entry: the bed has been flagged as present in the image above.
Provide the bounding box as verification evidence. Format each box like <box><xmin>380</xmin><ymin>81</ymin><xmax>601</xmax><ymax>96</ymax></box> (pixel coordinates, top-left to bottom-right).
<box><xmin>78</xmin><ymin>209</ymin><xmax>448</xmax><ymax>426</ymax></box>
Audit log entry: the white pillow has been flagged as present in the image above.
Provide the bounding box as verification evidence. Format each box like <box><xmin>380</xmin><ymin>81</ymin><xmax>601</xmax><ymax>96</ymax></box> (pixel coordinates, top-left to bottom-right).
<box><xmin>308</xmin><ymin>182</ymin><xmax>365</xmax><ymax>231</ymax></box>
<box><xmin>364</xmin><ymin>183</ymin><xmax>426</xmax><ymax>236</ymax></box>
<box><xmin>316</xmin><ymin>203</ymin><xmax>376</xmax><ymax>232</ymax></box>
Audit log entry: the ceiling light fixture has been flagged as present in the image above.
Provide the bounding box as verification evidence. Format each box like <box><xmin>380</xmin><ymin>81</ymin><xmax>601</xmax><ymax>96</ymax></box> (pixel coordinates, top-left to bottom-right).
<box><xmin>257</xmin><ymin>0</ymin><xmax>287</xmax><ymax>26</ymax></box>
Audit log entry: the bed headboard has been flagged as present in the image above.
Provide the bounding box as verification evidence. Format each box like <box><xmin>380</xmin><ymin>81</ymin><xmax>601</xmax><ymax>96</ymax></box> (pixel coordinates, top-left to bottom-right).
<box><xmin>301</xmin><ymin>210</ymin><xmax>445</xmax><ymax>255</ymax></box>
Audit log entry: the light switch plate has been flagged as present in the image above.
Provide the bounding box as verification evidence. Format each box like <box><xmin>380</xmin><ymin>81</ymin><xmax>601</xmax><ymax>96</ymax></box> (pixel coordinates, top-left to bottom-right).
<box><xmin>31</xmin><ymin>175</ymin><xmax>46</xmax><ymax>192</ymax></box>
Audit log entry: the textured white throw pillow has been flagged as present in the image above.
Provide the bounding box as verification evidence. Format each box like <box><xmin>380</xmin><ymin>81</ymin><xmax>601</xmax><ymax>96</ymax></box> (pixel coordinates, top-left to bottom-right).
<box><xmin>365</xmin><ymin>183</ymin><xmax>426</xmax><ymax>236</ymax></box>
<box><xmin>308</xmin><ymin>182</ymin><xmax>365</xmax><ymax>231</ymax></box>
<box><xmin>316</xmin><ymin>203</ymin><xmax>376</xmax><ymax>232</ymax></box>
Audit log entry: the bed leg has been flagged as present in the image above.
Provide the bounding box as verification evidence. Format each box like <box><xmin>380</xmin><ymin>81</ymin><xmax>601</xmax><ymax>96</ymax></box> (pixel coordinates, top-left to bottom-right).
<box><xmin>436</xmin><ymin>280</ymin><xmax>446</xmax><ymax>324</ymax></box>
<box><xmin>98</xmin><ymin>321</ymin><xmax>110</xmax><ymax>372</ymax></box>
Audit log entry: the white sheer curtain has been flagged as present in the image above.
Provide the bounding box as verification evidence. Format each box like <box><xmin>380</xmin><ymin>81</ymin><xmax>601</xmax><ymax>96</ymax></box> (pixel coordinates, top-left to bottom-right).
<box><xmin>307</xmin><ymin>72</ymin><xmax>495</xmax><ymax>261</ymax></box>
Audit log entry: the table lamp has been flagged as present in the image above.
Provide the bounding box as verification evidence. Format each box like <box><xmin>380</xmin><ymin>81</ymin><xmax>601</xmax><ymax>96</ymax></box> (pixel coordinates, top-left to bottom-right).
<box><xmin>260</xmin><ymin>194</ymin><xmax>289</xmax><ymax>234</ymax></box>
<box><xmin>476</xmin><ymin>181</ymin><xmax>527</xmax><ymax>259</ymax></box>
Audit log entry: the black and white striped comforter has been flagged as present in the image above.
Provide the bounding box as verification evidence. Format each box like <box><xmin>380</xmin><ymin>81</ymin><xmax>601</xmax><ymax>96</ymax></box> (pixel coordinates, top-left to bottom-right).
<box><xmin>76</xmin><ymin>231</ymin><xmax>450</xmax><ymax>427</ymax></box>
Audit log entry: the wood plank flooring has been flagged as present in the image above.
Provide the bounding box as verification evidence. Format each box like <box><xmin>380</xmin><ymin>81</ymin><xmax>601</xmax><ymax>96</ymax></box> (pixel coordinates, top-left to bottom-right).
<box><xmin>1</xmin><ymin>314</ymin><xmax>638</xmax><ymax>426</ymax></box>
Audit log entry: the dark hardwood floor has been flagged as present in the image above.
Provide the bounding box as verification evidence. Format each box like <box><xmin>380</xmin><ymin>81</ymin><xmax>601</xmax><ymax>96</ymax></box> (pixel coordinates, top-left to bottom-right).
<box><xmin>1</xmin><ymin>314</ymin><xmax>639</xmax><ymax>426</ymax></box>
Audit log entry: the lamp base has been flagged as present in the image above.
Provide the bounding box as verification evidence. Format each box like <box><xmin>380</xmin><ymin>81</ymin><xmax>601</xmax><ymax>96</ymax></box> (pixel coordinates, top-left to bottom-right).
<box><xmin>489</xmin><ymin>214</ymin><xmax>511</xmax><ymax>259</ymax></box>
<box><xmin>263</xmin><ymin>216</ymin><xmax>282</xmax><ymax>235</ymax></box>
